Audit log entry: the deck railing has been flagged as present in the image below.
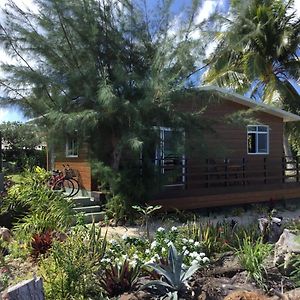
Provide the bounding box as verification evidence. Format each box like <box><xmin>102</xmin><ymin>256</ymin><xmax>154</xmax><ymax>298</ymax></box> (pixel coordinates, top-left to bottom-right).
<box><xmin>152</xmin><ymin>156</ymin><xmax>300</xmax><ymax>190</ymax></box>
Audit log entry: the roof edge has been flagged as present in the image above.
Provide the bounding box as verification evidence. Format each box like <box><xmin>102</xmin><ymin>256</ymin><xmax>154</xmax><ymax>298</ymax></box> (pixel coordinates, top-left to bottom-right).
<box><xmin>198</xmin><ymin>86</ymin><xmax>300</xmax><ymax>122</ymax></box>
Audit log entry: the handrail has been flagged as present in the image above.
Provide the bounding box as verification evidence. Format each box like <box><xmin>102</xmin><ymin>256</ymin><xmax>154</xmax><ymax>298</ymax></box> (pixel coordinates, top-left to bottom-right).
<box><xmin>148</xmin><ymin>156</ymin><xmax>300</xmax><ymax>190</ymax></box>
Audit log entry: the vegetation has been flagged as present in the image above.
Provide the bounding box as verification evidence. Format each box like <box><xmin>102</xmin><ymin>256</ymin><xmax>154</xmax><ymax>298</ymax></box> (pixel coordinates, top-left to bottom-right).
<box><xmin>0</xmin><ymin>167</ymin><xmax>75</xmax><ymax>241</ymax></box>
<box><xmin>205</xmin><ymin>0</ymin><xmax>300</xmax><ymax>153</ymax></box>
<box><xmin>143</xmin><ymin>243</ymin><xmax>200</xmax><ymax>299</ymax></box>
<box><xmin>0</xmin><ymin>0</ymin><xmax>210</xmax><ymax>206</ymax></box>
<box><xmin>236</xmin><ymin>235</ymin><xmax>272</xmax><ymax>289</ymax></box>
<box><xmin>0</xmin><ymin>122</ymin><xmax>46</xmax><ymax>172</ymax></box>
<box><xmin>132</xmin><ymin>204</ymin><xmax>162</xmax><ymax>240</ymax></box>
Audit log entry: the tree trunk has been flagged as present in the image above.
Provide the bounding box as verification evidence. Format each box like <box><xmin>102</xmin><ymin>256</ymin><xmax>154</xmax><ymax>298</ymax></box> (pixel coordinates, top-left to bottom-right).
<box><xmin>283</xmin><ymin>129</ymin><xmax>292</xmax><ymax>157</ymax></box>
<box><xmin>111</xmin><ymin>135</ymin><xmax>122</xmax><ymax>171</ymax></box>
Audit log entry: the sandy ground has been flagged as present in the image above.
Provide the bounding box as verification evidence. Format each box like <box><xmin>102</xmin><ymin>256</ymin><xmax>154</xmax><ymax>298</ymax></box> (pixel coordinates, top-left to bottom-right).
<box><xmin>101</xmin><ymin>202</ymin><xmax>300</xmax><ymax>240</ymax></box>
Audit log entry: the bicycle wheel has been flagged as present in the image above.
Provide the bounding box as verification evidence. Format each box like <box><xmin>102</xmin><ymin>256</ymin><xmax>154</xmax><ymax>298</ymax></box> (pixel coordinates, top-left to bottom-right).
<box><xmin>53</xmin><ymin>179</ymin><xmax>74</xmax><ymax>197</ymax></box>
<box><xmin>69</xmin><ymin>178</ymin><xmax>80</xmax><ymax>197</ymax></box>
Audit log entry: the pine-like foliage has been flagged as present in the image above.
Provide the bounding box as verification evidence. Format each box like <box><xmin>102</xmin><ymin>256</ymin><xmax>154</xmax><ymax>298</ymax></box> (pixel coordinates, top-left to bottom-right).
<box><xmin>0</xmin><ymin>0</ymin><xmax>210</xmax><ymax>202</ymax></box>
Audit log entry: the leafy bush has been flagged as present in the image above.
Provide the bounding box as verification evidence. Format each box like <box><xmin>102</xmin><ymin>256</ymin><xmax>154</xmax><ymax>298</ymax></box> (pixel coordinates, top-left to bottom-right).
<box><xmin>291</xmin><ymin>253</ymin><xmax>300</xmax><ymax>287</ymax></box>
<box><xmin>1</xmin><ymin>167</ymin><xmax>75</xmax><ymax>241</ymax></box>
<box><xmin>40</xmin><ymin>224</ymin><xmax>107</xmax><ymax>299</ymax></box>
<box><xmin>182</xmin><ymin>220</ymin><xmax>261</xmax><ymax>255</ymax></box>
<box><xmin>106</xmin><ymin>194</ymin><xmax>127</xmax><ymax>224</ymax></box>
<box><xmin>99</xmin><ymin>260</ymin><xmax>140</xmax><ymax>297</ymax></box>
<box><xmin>236</xmin><ymin>235</ymin><xmax>272</xmax><ymax>289</ymax></box>
<box><xmin>143</xmin><ymin>243</ymin><xmax>199</xmax><ymax>299</ymax></box>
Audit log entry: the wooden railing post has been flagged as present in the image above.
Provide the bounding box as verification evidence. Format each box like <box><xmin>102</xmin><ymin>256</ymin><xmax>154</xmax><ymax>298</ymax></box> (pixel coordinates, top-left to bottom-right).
<box><xmin>242</xmin><ymin>157</ymin><xmax>246</xmax><ymax>186</ymax></box>
<box><xmin>263</xmin><ymin>157</ymin><xmax>267</xmax><ymax>184</ymax></box>
<box><xmin>297</xmin><ymin>156</ymin><xmax>299</xmax><ymax>183</ymax></box>
<box><xmin>225</xmin><ymin>158</ymin><xmax>228</xmax><ymax>186</ymax></box>
<box><xmin>184</xmin><ymin>158</ymin><xmax>188</xmax><ymax>190</ymax></box>
<box><xmin>205</xmin><ymin>159</ymin><xmax>209</xmax><ymax>188</ymax></box>
<box><xmin>282</xmin><ymin>157</ymin><xmax>285</xmax><ymax>183</ymax></box>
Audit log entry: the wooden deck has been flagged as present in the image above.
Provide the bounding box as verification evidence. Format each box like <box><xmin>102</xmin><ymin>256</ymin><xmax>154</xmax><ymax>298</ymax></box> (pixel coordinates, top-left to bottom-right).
<box><xmin>149</xmin><ymin>156</ymin><xmax>300</xmax><ymax>210</ymax></box>
<box><xmin>150</xmin><ymin>183</ymin><xmax>300</xmax><ymax>210</ymax></box>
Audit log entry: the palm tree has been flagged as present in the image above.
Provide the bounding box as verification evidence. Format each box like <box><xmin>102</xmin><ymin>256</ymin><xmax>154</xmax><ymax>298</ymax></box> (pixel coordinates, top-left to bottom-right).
<box><xmin>204</xmin><ymin>0</ymin><xmax>300</xmax><ymax>154</ymax></box>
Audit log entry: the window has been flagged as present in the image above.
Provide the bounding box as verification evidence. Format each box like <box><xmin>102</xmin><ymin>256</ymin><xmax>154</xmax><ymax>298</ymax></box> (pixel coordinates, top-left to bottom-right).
<box><xmin>155</xmin><ymin>127</ymin><xmax>186</xmax><ymax>186</ymax></box>
<box><xmin>66</xmin><ymin>137</ymin><xmax>78</xmax><ymax>157</ymax></box>
<box><xmin>247</xmin><ymin>125</ymin><xmax>269</xmax><ymax>154</ymax></box>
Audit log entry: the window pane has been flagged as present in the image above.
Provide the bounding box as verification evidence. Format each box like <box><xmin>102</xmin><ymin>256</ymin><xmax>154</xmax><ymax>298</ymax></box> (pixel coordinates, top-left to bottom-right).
<box><xmin>248</xmin><ymin>133</ymin><xmax>256</xmax><ymax>153</ymax></box>
<box><xmin>258</xmin><ymin>126</ymin><xmax>268</xmax><ymax>132</ymax></box>
<box><xmin>257</xmin><ymin>134</ymin><xmax>268</xmax><ymax>153</ymax></box>
<box><xmin>248</xmin><ymin>126</ymin><xmax>256</xmax><ymax>131</ymax></box>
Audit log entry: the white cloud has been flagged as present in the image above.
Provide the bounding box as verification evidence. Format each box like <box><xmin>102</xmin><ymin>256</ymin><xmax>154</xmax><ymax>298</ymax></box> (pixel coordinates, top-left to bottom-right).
<box><xmin>195</xmin><ymin>0</ymin><xmax>218</xmax><ymax>25</ymax></box>
<box><xmin>0</xmin><ymin>108</ymin><xmax>8</xmax><ymax>121</ymax></box>
<box><xmin>294</xmin><ymin>0</ymin><xmax>300</xmax><ymax>17</ymax></box>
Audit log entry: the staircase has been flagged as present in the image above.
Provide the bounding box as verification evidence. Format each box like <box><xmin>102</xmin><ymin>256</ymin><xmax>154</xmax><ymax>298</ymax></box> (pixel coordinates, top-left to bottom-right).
<box><xmin>72</xmin><ymin>196</ymin><xmax>106</xmax><ymax>223</ymax></box>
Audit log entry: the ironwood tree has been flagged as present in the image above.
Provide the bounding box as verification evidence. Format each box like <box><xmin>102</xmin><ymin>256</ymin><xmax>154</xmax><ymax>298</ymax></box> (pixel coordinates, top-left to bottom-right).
<box><xmin>0</xmin><ymin>0</ymin><xmax>209</xmax><ymax>202</ymax></box>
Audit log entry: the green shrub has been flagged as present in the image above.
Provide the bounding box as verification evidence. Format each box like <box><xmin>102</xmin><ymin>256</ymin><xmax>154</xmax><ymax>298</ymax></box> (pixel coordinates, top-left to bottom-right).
<box><xmin>40</xmin><ymin>224</ymin><xmax>107</xmax><ymax>299</ymax></box>
<box><xmin>291</xmin><ymin>255</ymin><xmax>300</xmax><ymax>287</ymax></box>
<box><xmin>1</xmin><ymin>167</ymin><xmax>75</xmax><ymax>242</ymax></box>
<box><xmin>236</xmin><ymin>235</ymin><xmax>272</xmax><ymax>289</ymax></box>
<box><xmin>106</xmin><ymin>194</ymin><xmax>127</xmax><ymax>223</ymax></box>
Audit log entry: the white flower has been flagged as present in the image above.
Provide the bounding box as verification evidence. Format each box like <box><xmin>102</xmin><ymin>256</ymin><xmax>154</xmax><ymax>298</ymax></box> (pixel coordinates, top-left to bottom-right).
<box><xmin>145</xmin><ymin>249</ymin><xmax>151</xmax><ymax>254</ymax></box>
<box><xmin>189</xmin><ymin>239</ymin><xmax>194</xmax><ymax>243</ymax></box>
<box><xmin>182</xmin><ymin>246</ymin><xmax>187</xmax><ymax>251</ymax></box>
<box><xmin>167</xmin><ymin>241</ymin><xmax>173</xmax><ymax>247</ymax></box>
<box><xmin>122</xmin><ymin>234</ymin><xmax>129</xmax><ymax>240</ymax></box>
<box><xmin>147</xmin><ymin>258</ymin><xmax>155</xmax><ymax>264</ymax></box>
<box><xmin>194</xmin><ymin>242</ymin><xmax>200</xmax><ymax>247</ymax></box>
<box><xmin>133</xmin><ymin>254</ymin><xmax>139</xmax><ymax>260</ymax></box>
<box><xmin>129</xmin><ymin>260</ymin><xmax>137</xmax><ymax>267</ymax></box>
<box><xmin>185</xmin><ymin>250</ymin><xmax>190</xmax><ymax>255</ymax></box>
<box><xmin>151</xmin><ymin>241</ymin><xmax>157</xmax><ymax>249</ymax></box>
<box><xmin>157</xmin><ymin>227</ymin><xmax>165</xmax><ymax>232</ymax></box>
<box><xmin>161</xmin><ymin>247</ymin><xmax>166</xmax><ymax>252</ymax></box>
<box><xmin>122</xmin><ymin>254</ymin><xmax>128</xmax><ymax>260</ymax></box>
<box><xmin>190</xmin><ymin>252</ymin><xmax>198</xmax><ymax>258</ymax></box>
<box><xmin>191</xmin><ymin>259</ymin><xmax>198</xmax><ymax>265</ymax></box>
<box><xmin>154</xmin><ymin>254</ymin><xmax>160</xmax><ymax>259</ymax></box>
<box><xmin>164</xmin><ymin>239</ymin><xmax>170</xmax><ymax>243</ymax></box>
<box><xmin>109</xmin><ymin>239</ymin><xmax>117</xmax><ymax>245</ymax></box>
<box><xmin>203</xmin><ymin>257</ymin><xmax>210</xmax><ymax>263</ymax></box>
<box><xmin>182</xmin><ymin>238</ymin><xmax>188</xmax><ymax>243</ymax></box>
<box><xmin>171</xmin><ymin>226</ymin><xmax>177</xmax><ymax>231</ymax></box>
<box><xmin>199</xmin><ymin>252</ymin><xmax>206</xmax><ymax>257</ymax></box>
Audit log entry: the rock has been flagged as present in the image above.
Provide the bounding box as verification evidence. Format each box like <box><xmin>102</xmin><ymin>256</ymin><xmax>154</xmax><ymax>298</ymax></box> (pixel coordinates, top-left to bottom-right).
<box><xmin>274</xmin><ymin>229</ymin><xmax>300</xmax><ymax>275</ymax></box>
<box><xmin>258</xmin><ymin>217</ymin><xmax>283</xmax><ymax>243</ymax></box>
<box><xmin>283</xmin><ymin>287</ymin><xmax>300</xmax><ymax>300</ymax></box>
<box><xmin>224</xmin><ymin>291</ymin><xmax>270</xmax><ymax>300</ymax></box>
<box><xmin>270</xmin><ymin>287</ymin><xmax>300</xmax><ymax>300</ymax></box>
<box><xmin>0</xmin><ymin>227</ymin><xmax>12</xmax><ymax>243</ymax></box>
<box><xmin>119</xmin><ymin>291</ymin><xmax>152</xmax><ymax>300</ymax></box>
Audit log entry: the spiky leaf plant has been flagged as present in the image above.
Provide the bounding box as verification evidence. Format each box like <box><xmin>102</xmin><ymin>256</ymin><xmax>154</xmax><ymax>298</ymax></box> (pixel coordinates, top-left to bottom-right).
<box><xmin>142</xmin><ymin>243</ymin><xmax>199</xmax><ymax>299</ymax></box>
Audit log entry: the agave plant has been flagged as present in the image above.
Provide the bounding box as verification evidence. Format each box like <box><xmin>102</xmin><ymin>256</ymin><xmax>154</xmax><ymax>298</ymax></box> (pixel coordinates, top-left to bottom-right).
<box><xmin>142</xmin><ymin>243</ymin><xmax>199</xmax><ymax>299</ymax></box>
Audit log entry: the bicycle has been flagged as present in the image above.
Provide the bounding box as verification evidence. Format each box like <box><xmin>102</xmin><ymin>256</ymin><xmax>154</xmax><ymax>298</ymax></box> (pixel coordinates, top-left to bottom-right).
<box><xmin>48</xmin><ymin>164</ymin><xmax>80</xmax><ymax>197</ymax></box>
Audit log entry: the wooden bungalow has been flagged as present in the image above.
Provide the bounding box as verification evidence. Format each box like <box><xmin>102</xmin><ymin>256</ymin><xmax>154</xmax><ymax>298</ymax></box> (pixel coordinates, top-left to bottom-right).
<box><xmin>53</xmin><ymin>86</ymin><xmax>300</xmax><ymax>210</ymax></box>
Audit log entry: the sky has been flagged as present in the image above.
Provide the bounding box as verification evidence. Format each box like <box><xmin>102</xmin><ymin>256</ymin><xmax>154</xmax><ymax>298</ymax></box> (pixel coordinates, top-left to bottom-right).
<box><xmin>0</xmin><ymin>0</ymin><xmax>299</xmax><ymax>123</ymax></box>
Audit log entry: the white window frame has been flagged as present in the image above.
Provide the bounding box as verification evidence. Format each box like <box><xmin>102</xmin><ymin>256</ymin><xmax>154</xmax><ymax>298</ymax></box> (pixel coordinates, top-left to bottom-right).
<box><xmin>155</xmin><ymin>127</ymin><xmax>186</xmax><ymax>185</ymax></box>
<box><xmin>65</xmin><ymin>137</ymin><xmax>79</xmax><ymax>158</ymax></box>
<box><xmin>247</xmin><ymin>125</ymin><xmax>269</xmax><ymax>155</ymax></box>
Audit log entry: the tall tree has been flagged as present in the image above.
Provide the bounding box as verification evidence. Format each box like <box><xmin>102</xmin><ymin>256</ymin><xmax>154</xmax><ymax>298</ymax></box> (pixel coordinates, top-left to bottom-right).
<box><xmin>0</xmin><ymin>0</ymin><xmax>208</xmax><ymax>200</ymax></box>
<box><xmin>204</xmin><ymin>0</ymin><xmax>300</xmax><ymax>153</ymax></box>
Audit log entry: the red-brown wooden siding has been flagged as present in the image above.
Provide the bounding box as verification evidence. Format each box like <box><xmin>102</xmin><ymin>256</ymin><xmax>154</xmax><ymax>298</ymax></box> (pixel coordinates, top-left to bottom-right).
<box><xmin>54</xmin><ymin>143</ymin><xmax>91</xmax><ymax>191</ymax></box>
